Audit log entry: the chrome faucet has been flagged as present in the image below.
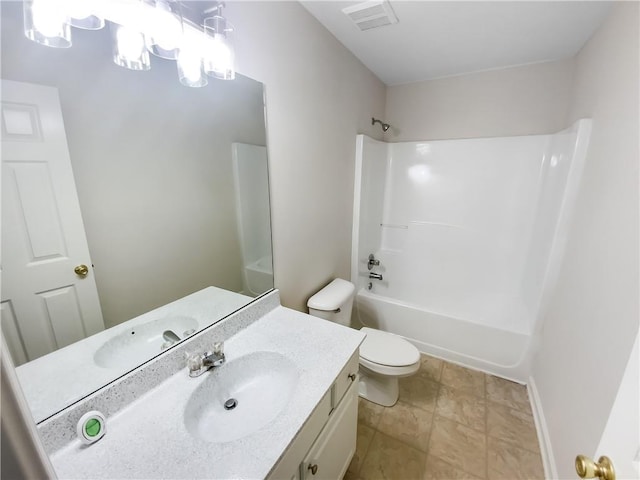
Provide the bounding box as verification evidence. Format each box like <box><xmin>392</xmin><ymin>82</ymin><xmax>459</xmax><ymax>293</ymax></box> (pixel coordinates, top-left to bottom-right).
<box><xmin>187</xmin><ymin>342</ymin><xmax>225</xmax><ymax>377</ymax></box>
<box><xmin>369</xmin><ymin>272</ymin><xmax>383</xmax><ymax>280</ymax></box>
<box><xmin>367</xmin><ymin>254</ymin><xmax>380</xmax><ymax>270</ymax></box>
<box><xmin>162</xmin><ymin>329</ymin><xmax>181</xmax><ymax>343</ymax></box>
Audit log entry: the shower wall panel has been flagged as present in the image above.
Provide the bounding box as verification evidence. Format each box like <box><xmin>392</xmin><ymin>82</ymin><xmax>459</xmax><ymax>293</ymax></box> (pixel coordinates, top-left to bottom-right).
<box><xmin>378</xmin><ymin>136</ymin><xmax>546</xmax><ymax>333</ymax></box>
<box><xmin>520</xmin><ymin>120</ymin><xmax>591</xmax><ymax>331</ymax></box>
<box><xmin>352</xmin><ymin>136</ymin><xmax>388</xmax><ymax>281</ymax></box>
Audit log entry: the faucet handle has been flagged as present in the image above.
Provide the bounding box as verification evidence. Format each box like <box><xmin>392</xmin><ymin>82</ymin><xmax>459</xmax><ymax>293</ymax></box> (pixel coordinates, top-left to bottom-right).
<box><xmin>187</xmin><ymin>353</ymin><xmax>205</xmax><ymax>377</ymax></box>
<box><xmin>213</xmin><ymin>342</ymin><xmax>224</xmax><ymax>356</ymax></box>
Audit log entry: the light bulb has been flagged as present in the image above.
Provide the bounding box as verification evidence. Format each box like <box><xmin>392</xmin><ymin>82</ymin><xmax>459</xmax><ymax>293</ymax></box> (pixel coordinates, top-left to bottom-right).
<box><xmin>24</xmin><ymin>0</ymin><xmax>72</xmax><ymax>47</ymax></box>
<box><xmin>181</xmin><ymin>54</ymin><xmax>201</xmax><ymax>82</ymax></box>
<box><xmin>204</xmin><ymin>34</ymin><xmax>233</xmax><ymax>78</ymax></box>
<box><xmin>31</xmin><ymin>0</ymin><xmax>67</xmax><ymax>38</ymax></box>
<box><xmin>211</xmin><ymin>34</ymin><xmax>231</xmax><ymax>64</ymax></box>
<box><xmin>111</xmin><ymin>23</ymin><xmax>150</xmax><ymax>71</ymax></box>
<box><xmin>117</xmin><ymin>27</ymin><xmax>145</xmax><ymax>59</ymax></box>
<box><xmin>147</xmin><ymin>0</ymin><xmax>181</xmax><ymax>56</ymax></box>
<box><xmin>203</xmin><ymin>15</ymin><xmax>235</xmax><ymax>80</ymax></box>
<box><xmin>177</xmin><ymin>45</ymin><xmax>207</xmax><ymax>87</ymax></box>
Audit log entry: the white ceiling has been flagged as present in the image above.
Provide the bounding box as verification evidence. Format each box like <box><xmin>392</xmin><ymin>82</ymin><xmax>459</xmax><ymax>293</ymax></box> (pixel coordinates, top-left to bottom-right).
<box><xmin>300</xmin><ymin>1</ymin><xmax>612</xmax><ymax>86</ymax></box>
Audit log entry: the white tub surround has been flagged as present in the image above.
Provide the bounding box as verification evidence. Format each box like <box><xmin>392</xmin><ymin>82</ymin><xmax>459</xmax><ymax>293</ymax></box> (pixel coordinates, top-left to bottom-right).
<box><xmin>232</xmin><ymin>143</ymin><xmax>274</xmax><ymax>298</ymax></box>
<box><xmin>39</xmin><ymin>290</ymin><xmax>365</xmax><ymax>479</ymax></box>
<box><xmin>18</xmin><ymin>287</ymin><xmax>252</xmax><ymax>424</ymax></box>
<box><xmin>352</xmin><ymin>120</ymin><xmax>591</xmax><ymax>381</ymax></box>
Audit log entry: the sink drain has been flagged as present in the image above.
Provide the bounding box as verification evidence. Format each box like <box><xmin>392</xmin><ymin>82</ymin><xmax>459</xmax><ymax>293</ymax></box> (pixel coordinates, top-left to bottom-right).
<box><xmin>224</xmin><ymin>398</ymin><xmax>238</xmax><ymax>410</ymax></box>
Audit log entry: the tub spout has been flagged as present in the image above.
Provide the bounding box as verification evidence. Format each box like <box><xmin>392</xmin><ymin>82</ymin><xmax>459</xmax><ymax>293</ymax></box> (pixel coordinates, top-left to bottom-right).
<box><xmin>369</xmin><ymin>272</ymin><xmax>383</xmax><ymax>280</ymax></box>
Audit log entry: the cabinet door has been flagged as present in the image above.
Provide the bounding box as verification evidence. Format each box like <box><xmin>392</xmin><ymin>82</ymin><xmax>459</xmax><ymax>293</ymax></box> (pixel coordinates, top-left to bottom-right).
<box><xmin>301</xmin><ymin>383</ymin><xmax>357</xmax><ymax>480</ymax></box>
<box><xmin>267</xmin><ymin>390</ymin><xmax>332</xmax><ymax>480</ymax></box>
<box><xmin>332</xmin><ymin>352</ymin><xmax>359</xmax><ymax>410</ymax></box>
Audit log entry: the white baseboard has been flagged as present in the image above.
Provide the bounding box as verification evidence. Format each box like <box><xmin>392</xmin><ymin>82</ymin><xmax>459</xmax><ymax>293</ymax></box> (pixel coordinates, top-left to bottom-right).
<box><xmin>528</xmin><ymin>375</ymin><xmax>558</xmax><ymax>479</ymax></box>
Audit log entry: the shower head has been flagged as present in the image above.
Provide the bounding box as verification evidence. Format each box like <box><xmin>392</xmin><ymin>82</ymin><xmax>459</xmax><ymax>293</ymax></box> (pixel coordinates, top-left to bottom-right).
<box><xmin>372</xmin><ymin>117</ymin><xmax>391</xmax><ymax>132</ymax></box>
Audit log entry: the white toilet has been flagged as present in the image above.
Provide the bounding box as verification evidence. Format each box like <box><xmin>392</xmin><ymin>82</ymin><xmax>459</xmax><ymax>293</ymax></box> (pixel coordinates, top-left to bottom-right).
<box><xmin>307</xmin><ymin>278</ymin><xmax>420</xmax><ymax>407</ymax></box>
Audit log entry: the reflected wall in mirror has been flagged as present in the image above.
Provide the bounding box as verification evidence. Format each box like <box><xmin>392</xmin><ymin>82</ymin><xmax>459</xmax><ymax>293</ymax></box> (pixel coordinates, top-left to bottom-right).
<box><xmin>0</xmin><ymin>2</ymin><xmax>273</xmax><ymax>422</ymax></box>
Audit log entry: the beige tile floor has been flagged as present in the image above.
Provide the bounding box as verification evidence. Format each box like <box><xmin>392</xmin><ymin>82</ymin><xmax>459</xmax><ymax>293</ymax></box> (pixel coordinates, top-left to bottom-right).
<box><xmin>344</xmin><ymin>355</ymin><xmax>544</xmax><ymax>480</ymax></box>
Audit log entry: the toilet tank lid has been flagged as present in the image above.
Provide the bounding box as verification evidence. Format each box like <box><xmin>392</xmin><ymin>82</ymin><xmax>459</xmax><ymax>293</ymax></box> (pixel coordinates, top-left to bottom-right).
<box><xmin>307</xmin><ymin>278</ymin><xmax>355</xmax><ymax>311</ymax></box>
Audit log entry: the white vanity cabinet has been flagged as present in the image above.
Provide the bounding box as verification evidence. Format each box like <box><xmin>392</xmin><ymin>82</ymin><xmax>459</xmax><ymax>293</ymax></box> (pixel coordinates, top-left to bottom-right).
<box><xmin>269</xmin><ymin>351</ymin><xmax>359</xmax><ymax>480</ymax></box>
<box><xmin>301</xmin><ymin>382</ymin><xmax>357</xmax><ymax>480</ymax></box>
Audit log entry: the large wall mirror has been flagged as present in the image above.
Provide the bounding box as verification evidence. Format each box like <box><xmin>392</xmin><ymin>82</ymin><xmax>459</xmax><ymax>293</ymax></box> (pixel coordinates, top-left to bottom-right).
<box><xmin>0</xmin><ymin>2</ymin><xmax>273</xmax><ymax>423</ymax></box>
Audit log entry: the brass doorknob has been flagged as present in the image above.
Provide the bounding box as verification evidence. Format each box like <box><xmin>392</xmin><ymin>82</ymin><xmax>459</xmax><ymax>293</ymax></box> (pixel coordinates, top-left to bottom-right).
<box><xmin>74</xmin><ymin>264</ymin><xmax>89</xmax><ymax>277</ymax></box>
<box><xmin>575</xmin><ymin>455</ymin><xmax>615</xmax><ymax>480</ymax></box>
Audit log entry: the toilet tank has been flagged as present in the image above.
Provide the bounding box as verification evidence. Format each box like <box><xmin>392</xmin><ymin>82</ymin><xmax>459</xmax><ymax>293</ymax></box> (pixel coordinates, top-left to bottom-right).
<box><xmin>307</xmin><ymin>279</ymin><xmax>355</xmax><ymax>327</ymax></box>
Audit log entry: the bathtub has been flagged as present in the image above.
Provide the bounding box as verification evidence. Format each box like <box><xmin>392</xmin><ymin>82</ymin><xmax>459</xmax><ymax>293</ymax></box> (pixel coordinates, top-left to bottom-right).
<box><xmin>355</xmin><ymin>288</ymin><xmax>533</xmax><ymax>382</ymax></box>
<box><xmin>351</xmin><ymin>120</ymin><xmax>592</xmax><ymax>383</ymax></box>
<box><xmin>244</xmin><ymin>255</ymin><xmax>274</xmax><ymax>297</ymax></box>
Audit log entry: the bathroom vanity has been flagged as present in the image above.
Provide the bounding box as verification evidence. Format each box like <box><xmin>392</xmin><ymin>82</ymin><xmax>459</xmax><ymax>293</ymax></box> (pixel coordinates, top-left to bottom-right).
<box><xmin>269</xmin><ymin>352</ymin><xmax>359</xmax><ymax>480</ymax></box>
<box><xmin>38</xmin><ymin>290</ymin><xmax>364</xmax><ymax>479</ymax></box>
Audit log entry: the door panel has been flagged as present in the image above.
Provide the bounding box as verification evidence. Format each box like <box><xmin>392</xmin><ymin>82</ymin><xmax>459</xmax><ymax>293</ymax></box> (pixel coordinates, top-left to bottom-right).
<box><xmin>6</xmin><ymin>160</ymin><xmax>68</xmax><ymax>259</ymax></box>
<box><xmin>594</xmin><ymin>333</ymin><xmax>639</xmax><ymax>479</ymax></box>
<box><xmin>0</xmin><ymin>301</ymin><xmax>28</xmax><ymax>365</ymax></box>
<box><xmin>39</xmin><ymin>285</ymin><xmax>87</xmax><ymax>348</ymax></box>
<box><xmin>1</xmin><ymin>80</ymin><xmax>104</xmax><ymax>365</ymax></box>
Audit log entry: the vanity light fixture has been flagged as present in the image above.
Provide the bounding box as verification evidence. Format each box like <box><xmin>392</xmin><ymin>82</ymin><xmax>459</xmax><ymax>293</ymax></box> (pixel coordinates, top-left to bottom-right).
<box><xmin>22</xmin><ymin>0</ymin><xmax>236</xmax><ymax>88</ymax></box>
<box><xmin>202</xmin><ymin>4</ymin><xmax>235</xmax><ymax>80</ymax></box>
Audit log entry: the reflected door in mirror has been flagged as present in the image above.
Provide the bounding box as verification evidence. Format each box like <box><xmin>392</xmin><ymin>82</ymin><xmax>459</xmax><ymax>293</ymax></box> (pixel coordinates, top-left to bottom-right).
<box><xmin>1</xmin><ymin>80</ymin><xmax>104</xmax><ymax>365</ymax></box>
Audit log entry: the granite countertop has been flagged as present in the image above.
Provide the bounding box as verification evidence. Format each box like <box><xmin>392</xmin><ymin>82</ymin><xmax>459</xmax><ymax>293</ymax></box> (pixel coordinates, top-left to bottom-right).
<box><xmin>49</xmin><ymin>306</ymin><xmax>365</xmax><ymax>479</ymax></box>
<box><xmin>18</xmin><ymin>287</ymin><xmax>252</xmax><ymax>423</ymax></box>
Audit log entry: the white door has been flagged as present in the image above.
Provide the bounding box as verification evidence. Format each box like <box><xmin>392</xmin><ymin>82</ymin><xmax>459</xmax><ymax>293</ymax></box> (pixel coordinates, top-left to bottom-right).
<box><xmin>1</xmin><ymin>79</ymin><xmax>104</xmax><ymax>365</ymax></box>
<box><xmin>591</xmin><ymin>332</ymin><xmax>639</xmax><ymax>480</ymax></box>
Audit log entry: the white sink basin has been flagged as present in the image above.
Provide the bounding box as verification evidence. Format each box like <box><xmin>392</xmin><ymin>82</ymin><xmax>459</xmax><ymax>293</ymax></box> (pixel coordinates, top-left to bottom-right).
<box><xmin>184</xmin><ymin>351</ymin><xmax>299</xmax><ymax>443</ymax></box>
<box><xmin>94</xmin><ymin>315</ymin><xmax>198</xmax><ymax>369</ymax></box>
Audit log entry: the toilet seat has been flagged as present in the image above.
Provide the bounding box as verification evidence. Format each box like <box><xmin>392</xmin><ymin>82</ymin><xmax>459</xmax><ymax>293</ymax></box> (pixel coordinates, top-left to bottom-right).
<box><xmin>359</xmin><ymin>356</ymin><xmax>420</xmax><ymax>377</ymax></box>
<box><xmin>359</xmin><ymin>327</ymin><xmax>420</xmax><ymax>376</ymax></box>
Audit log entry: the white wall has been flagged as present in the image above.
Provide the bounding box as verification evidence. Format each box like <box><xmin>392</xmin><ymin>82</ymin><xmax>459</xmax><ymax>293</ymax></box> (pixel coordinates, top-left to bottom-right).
<box><xmin>385</xmin><ymin>59</ymin><xmax>574</xmax><ymax>142</ymax></box>
<box><xmin>226</xmin><ymin>2</ymin><xmax>386</xmax><ymax>311</ymax></box>
<box><xmin>530</xmin><ymin>3</ymin><xmax>639</xmax><ymax>478</ymax></box>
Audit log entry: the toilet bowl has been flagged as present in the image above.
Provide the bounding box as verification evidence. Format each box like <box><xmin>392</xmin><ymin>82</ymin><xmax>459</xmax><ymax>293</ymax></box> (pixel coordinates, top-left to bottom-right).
<box><xmin>358</xmin><ymin>327</ymin><xmax>420</xmax><ymax>406</ymax></box>
<box><xmin>307</xmin><ymin>279</ymin><xmax>420</xmax><ymax>407</ymax></box>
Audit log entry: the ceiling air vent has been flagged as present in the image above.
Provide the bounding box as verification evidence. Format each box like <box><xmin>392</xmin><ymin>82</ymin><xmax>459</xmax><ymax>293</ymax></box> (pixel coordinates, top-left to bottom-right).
<box><xmin>342</xmin><ymin>0</ymin><xmax>399</xmax><ymax>31</ymax></box>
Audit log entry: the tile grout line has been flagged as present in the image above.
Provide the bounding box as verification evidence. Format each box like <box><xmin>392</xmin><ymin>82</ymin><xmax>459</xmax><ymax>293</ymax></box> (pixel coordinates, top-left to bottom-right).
<box><xmin>420</xmin><ymin>357</ymin><xmax>444</xmax><ymax>478</ymax></box>
<box><xmin>421</xmin><ymin>368</ymin><xmax>443</xmax><ymax>478</ymax></box>
<box><xmin>433</xmin><ymin>365</ymin><xmax>489</xmax><ymax>438</ymax></box>
<box><xmin>485</xmin><ymin>373</ymin><xmax>489</xmax><ymax>480</ymax></box>
<box><xmin>355</xmin><ymin>425</ymin><xmax>377</xmax><ymax>478</ymax></box>
<box><xmin>484</xmin><ymin>397</ymin><xmax>543</xmax><ymax>455</ymax></box>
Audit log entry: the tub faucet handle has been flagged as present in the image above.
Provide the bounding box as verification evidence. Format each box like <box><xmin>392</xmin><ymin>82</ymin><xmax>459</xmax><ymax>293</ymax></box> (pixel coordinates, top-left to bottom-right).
<box><xmin>369</xmin><ymin>272</ymin><xmax>383</xmax><ymax>281</ymax></box>
<box><xmin>368</xmin><ymin>254</ymin><xmax>380</xmax><ymax>270</ymax></box>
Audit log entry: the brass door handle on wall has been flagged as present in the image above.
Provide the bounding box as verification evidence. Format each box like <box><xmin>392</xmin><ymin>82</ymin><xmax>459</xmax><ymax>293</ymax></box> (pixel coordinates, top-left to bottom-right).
<box><xmin>575</xmin><ymin>455</ymin><xmax>615</xmax><ymax>480</ymax></box>
<box><xmin>74</xmin><ymin>264</ymin><xmax>89</xmax><ymax>277</ymax></box>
